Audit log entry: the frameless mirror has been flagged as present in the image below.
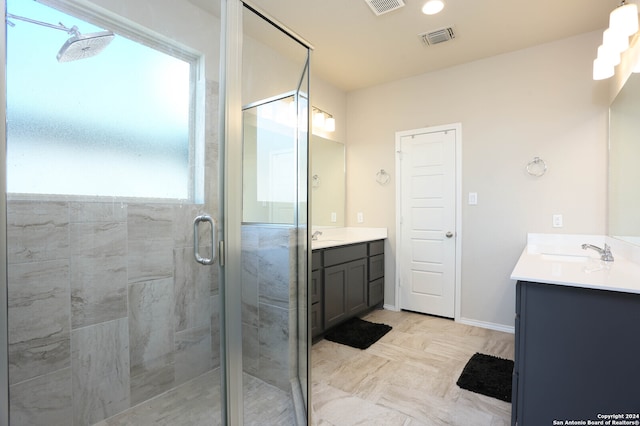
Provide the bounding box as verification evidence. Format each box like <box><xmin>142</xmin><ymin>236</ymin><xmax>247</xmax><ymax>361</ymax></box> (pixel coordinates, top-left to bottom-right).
<box><xmin>311</xmin><ymin>136</ymin><xmax>345</xmax><ymax>227</ymax></box>
<box><xmin>609</xmin><ymin>72</ymin><xmax>640</xmax><ymax>245</ymax></box>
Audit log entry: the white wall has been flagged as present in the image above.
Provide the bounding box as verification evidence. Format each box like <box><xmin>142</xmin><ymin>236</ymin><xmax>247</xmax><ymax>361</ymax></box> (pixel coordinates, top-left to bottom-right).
<box><xmin>345</xmin><ymin>31</ymin><xmax>609</xmax><ymax>329</ymax></box>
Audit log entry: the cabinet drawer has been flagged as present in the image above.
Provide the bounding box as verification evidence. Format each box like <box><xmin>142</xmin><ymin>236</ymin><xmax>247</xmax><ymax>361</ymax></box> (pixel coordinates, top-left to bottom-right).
<box><xmin>312</xmin><ymin>251</ymin><xmax>322</xmax><ymax>271</ymax></box>
<box><xmin>311</xmin><ymin>302</ymin><xmax>322</xmax><ymax>338</ymax></box>
<box><xmin>369</xmin><ymin>254</ymin><xmax>384</xmax><ymax>281</ymax></box>
<box><xmin>368</xmin><ymin>278</ymin><xmax>384</xmax><ymax>307</ymax></box>
<box><xmin>369</xmin><ymin>240</ymin><xmax>384</xmax><ymax>256</ymax></box>
<box><xmin>311</xmin><ymin>269</ymin><xmax>322</xmax><ymax>304</ymax></box>
<box><xmin>323</xmin><ymin>243</ymin><xmax>367</xmax><ymax>267</ymax></box>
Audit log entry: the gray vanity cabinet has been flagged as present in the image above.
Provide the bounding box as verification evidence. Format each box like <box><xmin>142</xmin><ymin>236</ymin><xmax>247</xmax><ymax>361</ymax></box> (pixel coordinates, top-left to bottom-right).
<box><xmin>512</xmin><ymin>280</ymin><xmax>640</xmax><ymax>425</ymax></box>
<box><xmin>323</xmin><ymin>243</ymin><xmax>368</xmax><ymax>329</ymax></box>
<box><xmin>312</xmin><ymin>240</ymin><xmax>385</xmax><ymax>338</ymax></box>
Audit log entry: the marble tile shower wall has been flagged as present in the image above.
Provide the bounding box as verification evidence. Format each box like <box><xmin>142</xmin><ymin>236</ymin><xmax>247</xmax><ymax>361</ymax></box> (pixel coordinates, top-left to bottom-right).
<box><xmin>6</xmin><ymin>200</ymin><xmax>221</xmax><ymax>426</ymax></box>
<box><xmin>5</xmin><ymin>79</ymin><xmax>221</xmax><ymax>426</ymax></box>
<box><xmin>241</xmin><ymin>225</ymin><xmax>298</xmax><ymax>392</ymax></box>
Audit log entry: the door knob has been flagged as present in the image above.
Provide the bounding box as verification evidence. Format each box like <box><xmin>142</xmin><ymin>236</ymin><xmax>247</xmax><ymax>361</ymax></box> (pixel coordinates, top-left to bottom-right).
<box><xmin>446</xmin><ymin>231</ymin><xmax>454</xmax><ymax>238</ymax></box>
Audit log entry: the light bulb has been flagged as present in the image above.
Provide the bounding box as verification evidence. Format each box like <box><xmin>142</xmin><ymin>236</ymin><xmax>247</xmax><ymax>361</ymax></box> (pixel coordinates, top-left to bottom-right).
<box><xmin>422</xmin><ymin>0</ymin><xmax>444</xmax><ymax>15</ymax></box>
<box><xmin>597</xmin><ymin>44</ymin><xmax>621</xmax><ymax>66</ymax></box>
<box><xmin>313</xmin><ymin>111</ymin><xmax>325</xmax><ymax>128</ymax></box>
<box><xmin>593</xmin><ymin>58</ymin><xmax>615</xmax><ymax>80</ymax></box>
<box><xmin>603</xmin><ymin>27</ymin><xmax>629</xmax><ymax>54</ymax></box>
<box><xmin>324</xmin><ymin>117</ymin><xmax>336</xmax><ymax>132</ymax></box>
<box><xmin>610</xmin><ymin>2</ymin><xmax>639</xmax><ymax>37</ymax></box>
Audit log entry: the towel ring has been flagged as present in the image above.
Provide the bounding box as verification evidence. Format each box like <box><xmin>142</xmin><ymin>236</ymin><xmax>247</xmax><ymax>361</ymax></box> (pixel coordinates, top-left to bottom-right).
<box><xmin>526</xmin><ymin>157</ymin><xmax>547</xmax><ymax>177</ymax></box>
<box><xmin>376</xmin><ymin>169</ymin><xmax>390</xmax><ymax>185</ymax></box>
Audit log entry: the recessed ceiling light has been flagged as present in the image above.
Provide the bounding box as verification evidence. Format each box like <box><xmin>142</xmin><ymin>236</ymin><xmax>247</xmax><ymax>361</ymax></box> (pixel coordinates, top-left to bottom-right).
<box><xmin>422</xmin><ymin>0</ymin><xmax>444</xmax><ymax>15</ymax></box>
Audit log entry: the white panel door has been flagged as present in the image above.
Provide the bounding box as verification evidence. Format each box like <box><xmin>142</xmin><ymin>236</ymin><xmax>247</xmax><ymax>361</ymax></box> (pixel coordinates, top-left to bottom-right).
<box><xmin>398</xmin><ymin>129</ymin><xmax>456</xmax><ymax>318</ymax></box>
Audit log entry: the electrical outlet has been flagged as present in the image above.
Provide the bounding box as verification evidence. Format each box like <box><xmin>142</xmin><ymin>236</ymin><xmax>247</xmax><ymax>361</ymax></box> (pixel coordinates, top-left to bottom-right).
<box><xmin>357</xmin><ymin>212</ymin><xmax>364</xmax><ymax>223</ymax></box>
<box><xmin>553</xmin><ymin>214</ymin><xmax>563</xmax><ymax>228</ymax></box>
<box><xmin>331</xmin><ymin>212</ymin><xmax>337</xmax><ymax>223</ymax></box>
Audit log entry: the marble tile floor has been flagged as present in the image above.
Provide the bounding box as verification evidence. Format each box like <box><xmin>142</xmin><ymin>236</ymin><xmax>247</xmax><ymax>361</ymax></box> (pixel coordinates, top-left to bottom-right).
<box><xmin>311</xmin><ymin>309</ymin><xmax>514</xmax><ymax>426</ymax></box>
<box><xmin>93</xmin><ymin>370</ymin><xmax>295</xmax><ymax>426</ymax></box>
<box><xmin>92</xmin><ymin>309</ymin><xmax>513</xmax><ymax>426</ymax></box>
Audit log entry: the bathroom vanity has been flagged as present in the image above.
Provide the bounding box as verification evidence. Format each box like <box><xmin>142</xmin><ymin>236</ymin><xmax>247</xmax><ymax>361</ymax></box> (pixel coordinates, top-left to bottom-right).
<box><xmin>510</xmin><ymin>234</ymin><xmax>640</xmax><ymax>425</ymax></box>
<box><xmin>311</xmin><ymin>228</ymin><xmax>387</xmax><ymax>339</ymax></box>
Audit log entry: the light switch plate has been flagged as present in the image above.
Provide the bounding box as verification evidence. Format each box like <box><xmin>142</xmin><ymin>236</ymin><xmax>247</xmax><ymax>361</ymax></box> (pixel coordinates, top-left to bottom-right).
<box><xmin>468</xmin><ymin>192</ymin><xmax>478</xmax><ymax>205</ymax></box>
<box><xmin>357</xmin><ymin>212</ymin><xmax>364</xmax><ymax>223</ymax></box>
<box><xmin>331</xmin><ymin>212</ymin><xmax>337</xmax><ymax>222</ymax></box>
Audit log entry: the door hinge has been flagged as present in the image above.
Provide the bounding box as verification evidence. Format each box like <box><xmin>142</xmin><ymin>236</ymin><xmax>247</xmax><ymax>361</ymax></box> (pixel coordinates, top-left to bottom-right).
<box><xmin>218</xmin><ymin>240</ymin><xmax>225</xmax><ymax>267</ymax></box>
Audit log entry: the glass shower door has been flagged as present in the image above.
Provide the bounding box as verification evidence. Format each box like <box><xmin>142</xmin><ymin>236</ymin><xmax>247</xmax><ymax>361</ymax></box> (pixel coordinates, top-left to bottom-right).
<box><xmin>236</xmin><ymin>3</ymin><xmax>311</xmax><ymax>424</ymax></box>
<box><xmin>3</xmin><ymin>0</ymin><xmax>224</xmax><ymax>424</ymax></box>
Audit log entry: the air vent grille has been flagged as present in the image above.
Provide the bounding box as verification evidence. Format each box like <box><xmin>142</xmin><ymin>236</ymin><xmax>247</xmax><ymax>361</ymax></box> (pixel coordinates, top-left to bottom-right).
<box><xmin>364</xmin><ymin>0</ymin><xmax>405</xmax><ymax>16</ymax></box>
<box><xmin>419</xmin><ymin>27</ymin><xmax>456</xmax><ymax>46</ymax></box>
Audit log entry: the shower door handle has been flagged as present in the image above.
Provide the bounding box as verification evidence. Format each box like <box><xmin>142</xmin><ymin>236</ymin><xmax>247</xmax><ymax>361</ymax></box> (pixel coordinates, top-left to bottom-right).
<box><xmin>193</xmin><ymin>214</ymin><xmax>216</xmax><ymax>265</ymax></box>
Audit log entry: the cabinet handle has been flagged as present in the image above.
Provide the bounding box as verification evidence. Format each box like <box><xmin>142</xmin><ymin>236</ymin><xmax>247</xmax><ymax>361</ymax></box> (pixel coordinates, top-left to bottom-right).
<box><xmin>446</xmin><ymin>231</ymin><xmax>454</xmax><ymax>238</ymax></box>
<box><xmin>194</xmin><ymin>214</ymin><xmax>216</xmax><ymax>265</ymax></box>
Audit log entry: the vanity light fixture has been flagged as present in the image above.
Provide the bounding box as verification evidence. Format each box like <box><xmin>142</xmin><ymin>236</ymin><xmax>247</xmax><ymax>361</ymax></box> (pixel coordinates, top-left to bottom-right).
<box><xmin>593</xmin><ymin>0</ymin><xmax>639</xmax><ymax>80</ymax></box>
<box><xmin>312</xmin><ymin>106</ymin><xmax>335</xmax><ymax>133</ymax></box>
<box><xmin>422</xmin><ymin>0</ymin><xmax>444</xmax><ymax>15</ymax></box>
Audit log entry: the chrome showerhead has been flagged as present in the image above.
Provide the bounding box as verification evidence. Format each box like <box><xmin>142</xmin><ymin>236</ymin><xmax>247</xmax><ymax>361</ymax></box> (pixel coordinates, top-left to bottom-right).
<box><xmin>6</xmin><ymin>12</ymin><xmax>115</xmax><ymax>62</ymax></box>
<box><xmin>57</xmin><ymin>30</ymin><xmax>115</xmax><ymax>62</ymax></box>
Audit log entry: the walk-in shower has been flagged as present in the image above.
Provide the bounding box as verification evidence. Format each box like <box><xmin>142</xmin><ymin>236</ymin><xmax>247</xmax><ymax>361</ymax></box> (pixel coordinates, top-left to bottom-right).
<box><xmin>1</xmin><ymin>0</ymin><xmax>310</xmax><ymax>424</ymax></box>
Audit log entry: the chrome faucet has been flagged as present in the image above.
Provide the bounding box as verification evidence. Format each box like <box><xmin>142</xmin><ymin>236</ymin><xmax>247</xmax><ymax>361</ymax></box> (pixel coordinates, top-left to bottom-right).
<box><xmin>581</xmin><ymin>243</ymin><xmax>614</xmax><ymax>262</ymax></box>
<box><xmin>311</xmin><ymin>231</ymin><xmax>323</xmax><ymax>241</ymax></box>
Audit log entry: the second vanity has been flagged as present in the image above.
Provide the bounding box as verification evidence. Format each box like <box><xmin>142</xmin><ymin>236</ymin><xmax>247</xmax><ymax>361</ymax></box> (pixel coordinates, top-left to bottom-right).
<box><xmin>510</xmin><ymin>234</ymin><xmax>640</xmax><ymax>425</ymax></box>
<box><xmin>311</xmin><ymin>227</ymin><xmax>387</xmax><ymax>339</ymax></box>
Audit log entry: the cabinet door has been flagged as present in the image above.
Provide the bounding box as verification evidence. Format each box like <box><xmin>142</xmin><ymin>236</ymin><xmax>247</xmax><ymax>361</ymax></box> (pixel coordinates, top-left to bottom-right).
<box><xmin>346</xmin><ymin>258</ymin><xmax>368</xmax><ymax>316</ymax></box>
<box><xmin>323</xmin><ymin>263</ymin><xmax>348</xmax><ymax>329</ymax></box>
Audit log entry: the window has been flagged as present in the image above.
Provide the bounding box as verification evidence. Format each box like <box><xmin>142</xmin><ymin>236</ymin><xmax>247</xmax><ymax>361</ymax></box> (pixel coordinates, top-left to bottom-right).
<box><xmin>6</xmin><ymin>0</ymin><xmax>201</xmax><ymax>200</ymax></box>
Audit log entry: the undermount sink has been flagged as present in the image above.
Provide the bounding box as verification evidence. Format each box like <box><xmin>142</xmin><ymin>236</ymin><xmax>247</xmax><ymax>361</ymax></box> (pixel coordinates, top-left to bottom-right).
<box><xmin>540</xmin><ymin>253</ymin><xmax>590</xmax><ymax>263</ymax></box>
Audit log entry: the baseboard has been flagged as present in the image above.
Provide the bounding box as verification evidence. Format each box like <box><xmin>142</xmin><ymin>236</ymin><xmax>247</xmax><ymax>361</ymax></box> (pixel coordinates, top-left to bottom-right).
<box><xmin>382</xmin><ymin>303</ymin><xmax>399</xmax><ymax>311</ymax></box>
<box><xmin>458</xmin><ymin>317</ymin><xmax>515</xmax><ymax>334</ymax></box>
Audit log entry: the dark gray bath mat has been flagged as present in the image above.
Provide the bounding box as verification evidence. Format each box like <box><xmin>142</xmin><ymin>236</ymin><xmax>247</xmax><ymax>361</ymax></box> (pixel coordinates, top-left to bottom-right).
<box><xmin>324</xmin><ymin>317</ymin><xmax>392</xmax><ymax>349</ymax></box>
<box><xmin>456</xmin><ymin>352</ymin><xmax>514</xmax><ymax>402</ymax></box>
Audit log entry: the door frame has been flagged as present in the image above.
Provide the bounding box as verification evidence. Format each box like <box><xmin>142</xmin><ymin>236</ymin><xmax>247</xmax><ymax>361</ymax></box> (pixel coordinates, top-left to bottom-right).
<box><xmin>394</xmin><ymin>122</ymin><xmax>462</xmax><ymax>321</ymax></box>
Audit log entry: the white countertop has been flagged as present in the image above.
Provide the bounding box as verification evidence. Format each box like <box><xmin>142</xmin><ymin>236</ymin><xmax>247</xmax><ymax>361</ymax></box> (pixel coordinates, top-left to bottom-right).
<box><xmin>311</xmin><ymin>227</ymin><xmax>387</xmax><ymax>250</ymax></box>
<box><xmin>510</xmin><ymin>233</ymin><xmax>640</xmax><ymax>294</ymax></box>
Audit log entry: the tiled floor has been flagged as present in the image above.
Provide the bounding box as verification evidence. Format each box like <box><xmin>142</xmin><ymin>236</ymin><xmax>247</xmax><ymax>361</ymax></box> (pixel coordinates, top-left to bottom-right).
<box><xmin>94</xmin><ymin>309</ymin><xmax>513</xmax><ymax>426</ymax></box>
<box><xmin>311</xmin><ymin>309</ymin><xmax>514</xmax><ymax>426</ymax></box>
<box><xmin>94</xmin><ymin>372</ymin><xmax>294</xmax><ymax>426</ymax></box>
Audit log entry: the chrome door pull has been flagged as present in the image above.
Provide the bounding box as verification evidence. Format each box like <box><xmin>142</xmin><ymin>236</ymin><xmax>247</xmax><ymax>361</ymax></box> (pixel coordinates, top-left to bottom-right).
<box><xmin>194</xmin><ymin>214</ymin><xmax>216</xmax><ymax>265</ymax></box>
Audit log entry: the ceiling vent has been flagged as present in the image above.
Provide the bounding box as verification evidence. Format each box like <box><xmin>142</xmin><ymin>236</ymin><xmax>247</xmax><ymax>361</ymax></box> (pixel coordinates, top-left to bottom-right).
<box><xmin>419</xmin><ymin>27</ymin><xmax>456</xmax><ymax>46</ymax></box>
<box><xmin>364</xmin><ymin>0</ymin><xmax>405</xmax><ymax>16</ymax></box>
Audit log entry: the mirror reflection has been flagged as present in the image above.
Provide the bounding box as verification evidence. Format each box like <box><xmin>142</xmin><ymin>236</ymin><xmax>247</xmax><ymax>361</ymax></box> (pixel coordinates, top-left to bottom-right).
<box><xmin>311</xmin><ymin>136</ymin><xmax>345</xmax><ymax>227</ymax></box>
<box><xmin>609</xmin><ymin>72</ymin><xmax>640</xmax><ymax>245</ymax></box>
<box><xmin>243</xmin><ymin>95</ymin><xmax>298</xmax><ymax>224</ymax></box>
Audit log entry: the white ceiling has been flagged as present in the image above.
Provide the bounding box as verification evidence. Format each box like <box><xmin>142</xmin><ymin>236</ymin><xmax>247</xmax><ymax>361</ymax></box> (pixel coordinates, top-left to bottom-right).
<box><xmin>247</xmin><ymin>0</ymin><xmax>621</xmax><ymax>92</ymax></box>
